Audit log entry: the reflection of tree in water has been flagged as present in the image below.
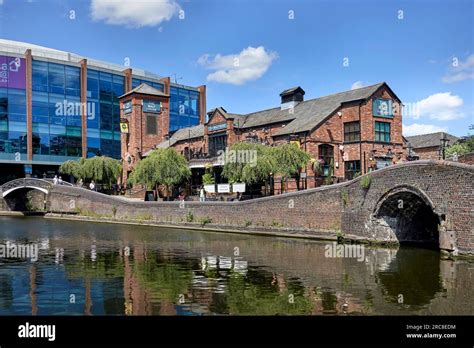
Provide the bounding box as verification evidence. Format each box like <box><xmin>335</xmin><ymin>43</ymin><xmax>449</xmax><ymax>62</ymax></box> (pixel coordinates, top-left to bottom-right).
<box><xmin>62</xmin><ymin>247</ymin><xmax>325</xmax><ymax>315</ymax></box>
<box><xmin>376</xmin><ymin>248</ymin><xmax>442</xmax><ymax>307</ymax></box>
<box><xmin>223</xmin><ymin>270</ymin><xmax>313</xmax><ymax>315</ymax></box>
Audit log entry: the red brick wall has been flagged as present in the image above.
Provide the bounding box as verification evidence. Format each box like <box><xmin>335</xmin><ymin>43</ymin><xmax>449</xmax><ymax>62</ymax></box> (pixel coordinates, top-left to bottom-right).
<box><xmin>120</xmin><ymin>93</ymin><xmax>170</xmax><ymax>183</ymax></box>
<box><xmin>458</xmin><ymin>152</ymin><xmax>474</xmax><ymax>164</ymax></box>
<box><xmin>414</xmin><ymin>147</ymin><xmax>440</xmax><ymax>160</ymax></box>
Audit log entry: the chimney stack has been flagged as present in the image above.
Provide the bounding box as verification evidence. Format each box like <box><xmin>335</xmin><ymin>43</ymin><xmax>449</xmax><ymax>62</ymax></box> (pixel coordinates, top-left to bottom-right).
<box><xmin>280</xmin><ymin>86</ymin><xmax>305</xmax><ymax>110</ymax></box>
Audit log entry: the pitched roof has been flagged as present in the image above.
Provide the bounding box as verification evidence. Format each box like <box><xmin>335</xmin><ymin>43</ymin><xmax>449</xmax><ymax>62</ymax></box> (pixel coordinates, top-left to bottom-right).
<box><xmin>405</xmin><ymin>132</ymin><xmax>459</xmax><ymax>149</ymax></box>
<box><xmin>119</xmin><ymin>83</ymin><xmax>169</xmax><ymax>99</ymax></box>
<box><xmin>220</xmin><ymin>82</ymin><xmax>387</xmax><ymax>135</ymax></box>
<box><xmin>152</xmin><ymin>124</ymin><xmax>204</xmax><ymax>151</ymax></box>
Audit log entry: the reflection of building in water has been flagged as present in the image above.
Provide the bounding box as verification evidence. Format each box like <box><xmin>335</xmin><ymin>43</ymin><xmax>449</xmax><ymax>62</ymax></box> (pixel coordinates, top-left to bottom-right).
<box><xmin>200</xmin><ymin>255</ymin><xmax>248</xmax><ymax>276</ymax></box>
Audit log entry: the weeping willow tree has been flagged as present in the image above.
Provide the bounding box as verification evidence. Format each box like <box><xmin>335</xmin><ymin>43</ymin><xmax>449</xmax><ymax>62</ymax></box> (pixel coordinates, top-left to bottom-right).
<box><xmin>59</xmin><ymin>156</ymin><xmax>121</xmax><ymax>187</ymax></box>
<box><xmin>129</xmin><ymin>148</ymin><xmax>191</xmax><ymax>196</ymax></box>
<box><xmin>270</xmin><ymin>142</ymin><xmax>311</xmax><ymax>192</ymax></box>
<box><xmin>221</xmin><ymin>142</ymin><xmax>275</xmax><ymax>184</ymax></box>
<box><xmin>59</xmin><ymin>158</ymin><xmax>86</xmax><ymax>180</ymax></box>
<box><xmin>82</xmin><ymin>156</ymin><xmax>122</xmax><ymax>186</ymax></box>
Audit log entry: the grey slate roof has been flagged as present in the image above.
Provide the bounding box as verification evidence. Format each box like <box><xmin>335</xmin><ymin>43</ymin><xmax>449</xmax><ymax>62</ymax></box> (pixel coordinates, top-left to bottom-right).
<box><xmin>405</xmin><ymin>132</ymin><xmax>459</xmax><ymax>149</ymax></box>
<box><xmin>152</xmin><ymin>124</ymin><xmax>204</xmax><ymax>151</ymax></box>
<box><xmin>119</xmin><ymin>83</ymin><xmax>169</xmax><ymax>99</ymax></box>
<box><xmin>219</xmin><ymin>82</ymin><xmax>386</xmax><ymax>135</ymax></box>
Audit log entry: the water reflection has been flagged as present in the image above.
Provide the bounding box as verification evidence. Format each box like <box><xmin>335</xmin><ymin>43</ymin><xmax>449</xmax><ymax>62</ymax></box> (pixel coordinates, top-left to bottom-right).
<box><xmin>0</xmin><ymin>216</ymin><xmax>472</xmax><ymax>315</ymax></box>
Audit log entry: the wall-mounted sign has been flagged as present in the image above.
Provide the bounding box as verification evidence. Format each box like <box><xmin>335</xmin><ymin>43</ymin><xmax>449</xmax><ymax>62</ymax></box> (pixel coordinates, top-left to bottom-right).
<box><xmin>373</xmin><ymin>98</ymin><xmax>393</xmax><ymax>118</ymax></box>
<box><xmin>120</xmin><ymin>122</ymin><xmax>129</xmax><ymax>133</ymax></box>
<box><xmin>232</xmin><ymin>183</ymin><xmax>246</xmax><ymax>193</ymax></box>
<box><xmin>290</xmin><ymin>140</ymin><xmax>300</xmax><ymax>147</ymax></box>
<box><xmin>124</xmin><ymin>101</ymin><xmax>132</xmax><ymax>114</ymax></box>
<box><xmin>217</xmin><ymin>184</ymin><xmax>230</xmax><ymax>193</ymax></box>
<box><xmin>208</xmin><ymin>123</ymin><xmax>227</xmax><ymax>132</ymax></box>
<box><xmin>143</xmin><ymin>100</ymin><xmax>161</xmax><ymax>113</ymax></box>
<box><xmin>0</xmin><ymin>56</ymin><xmax>26</xmax><ymax>89</ymax></box>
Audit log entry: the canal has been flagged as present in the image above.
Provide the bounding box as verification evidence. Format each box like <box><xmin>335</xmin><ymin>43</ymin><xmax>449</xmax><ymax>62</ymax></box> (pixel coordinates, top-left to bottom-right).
<box><xmin>0</xmin><ymin>216</ymin><xmax>472</xmax><ymax>315</ymax></box>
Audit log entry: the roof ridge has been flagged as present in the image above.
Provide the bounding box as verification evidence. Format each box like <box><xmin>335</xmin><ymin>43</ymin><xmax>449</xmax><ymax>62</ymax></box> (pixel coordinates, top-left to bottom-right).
<box><xmin>222</xmin><ymin>82</ymin><xmax>385</xmax><ymax>117</ymax></box>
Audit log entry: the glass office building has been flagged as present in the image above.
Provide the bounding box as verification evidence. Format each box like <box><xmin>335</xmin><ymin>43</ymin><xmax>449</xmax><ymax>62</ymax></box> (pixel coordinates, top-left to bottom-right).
<box><xmin>0</xmin><ymin>39</ymin><xmax>205</xmax><ymax>180</ymax></box>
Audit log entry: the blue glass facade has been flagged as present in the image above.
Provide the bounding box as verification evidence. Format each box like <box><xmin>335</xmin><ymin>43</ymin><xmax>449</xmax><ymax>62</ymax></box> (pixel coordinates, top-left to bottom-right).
<box><xmin>0</xmin><ymin>87</ymin><xmax>27</xmax><ymax>160</ymax></box>
<box><xmin>169</xmin><ymin>86</ymin><xmax>199</xmax><ymax>132</ymax></box>
<box><xmin>32</xmin><ymin>60</ymin><xmax>82</xmax><ymax>160</ymax></box>
<box><xmin>87</xmin><ymin>70</ymin><xmax>124</xmax><ymax>158</ymax></box>
<box><xmin>132</xmin><ymin>78</ymin><xmax>163</xmax><ymax>91</ymax></box>
<box><xmin>0</xmin><ymin>48</ymin><xmax>202</xmax><ymax>165</ymax></box>
<box><xmin>0</xmin><ymin>55</ymin><xmax>27</xmax><ymax>161</ymax></box>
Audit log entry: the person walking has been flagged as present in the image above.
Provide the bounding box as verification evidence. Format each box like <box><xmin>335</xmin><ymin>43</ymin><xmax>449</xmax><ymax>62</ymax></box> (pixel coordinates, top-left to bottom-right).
<box><xmin>58</xmin><ymin>176</ymin><xmax>63</xmax><ymax>185</ymax></box>
<box><xmin>53</xmin><ymin>175</ymin><xmax>58</xmax><ymax>185</ymax></box>
<box><xmin>199</xmin><ymin>186</ymin><xmax>205</xmax><ymax>202</ymax></box>
<box><xmin>89</xmin><ymin>180</ymin><xmax>96</xmax><ymax>191</ymax></box>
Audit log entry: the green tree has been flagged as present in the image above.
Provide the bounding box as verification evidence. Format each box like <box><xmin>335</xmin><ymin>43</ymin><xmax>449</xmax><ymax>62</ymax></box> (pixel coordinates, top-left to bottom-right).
<box><xmin>271</xmin><ymin>143</ymin><xmax>311</xmax><ymax>191</ymax></box>
<box><xmin>221</xmin><ymin>142</ymin><xmax>276</xmax><ymax>185</ymax></box>
<box><xmin>59</xmin><ymin>158</ymin><xmax>85</xmax><ymax>180</ymax></box>
<box><xmin>82</xmin><ymin>156</ymin><xmax>122</xmax><ymax>186</ymax></box>
<box><xmin>129</xmin><ymin>148</ymin><xmax>191</xmax><ymax>195</ymax></box>
<box><xmin>202</xmin><ymin>170</ymin><xmax>215</xmax><ymax>185</ymax></box>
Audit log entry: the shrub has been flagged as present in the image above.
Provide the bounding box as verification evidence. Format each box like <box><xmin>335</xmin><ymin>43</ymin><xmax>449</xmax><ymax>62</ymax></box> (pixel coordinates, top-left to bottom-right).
<box><xmin>200</xmin><ymin>216</ymin><xmax>212</xmax><ymax>226</ymax></box>
<box><xmin>360</xmin><ymin>175</ymin><xmax>372</xmax><ymax>189</ymax></box>
<box><xmin>186</xmin><ymin>210</ymin><xmax>194</xmax><ymax>222</ymax></box>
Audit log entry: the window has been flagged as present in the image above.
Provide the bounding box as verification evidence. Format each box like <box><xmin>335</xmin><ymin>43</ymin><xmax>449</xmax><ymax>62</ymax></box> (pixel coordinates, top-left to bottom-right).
<box><xmin>375</xmin><ymin>121</ymin><xmax>391</xmax><ymax>143</ymax></box>
<box><xmin>344</xmin><ymin>160</ymin><xmax>360</xmax><ymax>180</ymax></box>
<box><xmin>146</xmin><ymin>115</ymin><xmax>157</xmax><ymax>135</ymax></box>
<box><xmin>209</xmin><ymin>134</ymin><xmax>227</xmax><ymax>157</ymax></box>
<box><xmin>344</xmin><ymin>121</ymin><xmax>360</xmax><ymax>142</ymax></box>
<box><xmin>318</xmin><ymin>144</ymin><xmax>334</xmax><ymax>177</ymax></box>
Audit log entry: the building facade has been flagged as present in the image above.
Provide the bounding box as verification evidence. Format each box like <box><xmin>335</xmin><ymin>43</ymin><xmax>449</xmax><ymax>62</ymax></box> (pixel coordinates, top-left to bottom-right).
<box><xmin>0</xmin><ymin>39</ymin><xmax>206</xmax><ymax>183</ymax></box>
<box><xmin>141</xmin><ymin>82</ymin><xmax>406</xmax><ymax>191</ymax></box>
<box><xmin>405</xmin><ymin>132</ymin><xmax>459</xmax><ymax>160</ymax></box>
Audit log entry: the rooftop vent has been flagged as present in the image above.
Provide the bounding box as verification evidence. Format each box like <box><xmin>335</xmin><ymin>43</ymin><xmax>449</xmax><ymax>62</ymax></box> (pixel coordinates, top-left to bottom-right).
<box><xmin>280</xmin><ymin>86</ymin><xmax>305</xmax><ymax>110</ymax></box>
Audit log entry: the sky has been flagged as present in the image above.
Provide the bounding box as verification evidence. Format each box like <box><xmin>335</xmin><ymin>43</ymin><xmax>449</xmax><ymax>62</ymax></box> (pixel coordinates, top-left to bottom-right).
<box><xmin>0</xmin><ymin>0</ymin><xmax>472</xmax><ymax>137</ymax></box>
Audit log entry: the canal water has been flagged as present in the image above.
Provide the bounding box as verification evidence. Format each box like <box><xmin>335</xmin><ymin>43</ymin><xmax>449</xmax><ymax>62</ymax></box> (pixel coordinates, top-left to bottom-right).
<box><xmin>0</xmin><ymin>216</ymin><xmax>472</xmax><ymax>315</ymax></box>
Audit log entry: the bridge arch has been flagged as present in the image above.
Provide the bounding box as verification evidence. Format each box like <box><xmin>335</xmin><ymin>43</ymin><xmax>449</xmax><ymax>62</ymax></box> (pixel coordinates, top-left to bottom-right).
<box><xmin>2</xmin><ymin>185</ymin><xmax>49</xmax><ymax>198</ymax></box>
<box><xmin>372</xmin><ymin>185</ymin><xmax>441</xmax><ymax>248</ymax></box>
<box><xmin>1</xmin><ymin>178</ymin><xmax>53</xmax><ymax>198</ymax></box>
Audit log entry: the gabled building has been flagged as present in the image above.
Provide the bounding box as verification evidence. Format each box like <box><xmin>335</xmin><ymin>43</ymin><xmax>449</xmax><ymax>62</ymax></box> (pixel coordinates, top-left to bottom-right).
<box><xmin>140</xmin><ymin>82</ymin><xmax>406</xmax><ymax>189</ymax></box>
<box><xmin>405</xmin><ymin>132</ymin><xmax>459</xmax><ymax>160</ymax></box>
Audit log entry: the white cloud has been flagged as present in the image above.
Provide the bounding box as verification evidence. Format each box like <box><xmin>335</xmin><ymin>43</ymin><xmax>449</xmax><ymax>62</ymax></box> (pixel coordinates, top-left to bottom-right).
<box><xmin>406</xmin><ymin>92</ymin><xmax>464</xmax><ymax>121</ymax></box>
<box><xmin>198</xmin><ymin>46</ymin><xmax>278</xmax><ymax>85</ymax></box>
<box><xmin>403</xmin><ymin>123</ymin><xmax>448</xmax><ymax>137</ymax></box>
<box><xmin>351</xmin><ymin>81</ymin><xmax>366</xmax><ymax>90</ymax></box>
<box><xmin>90</xmin><ymin>0</ymin><xmax>181</xmax><ymax>28</ymax></box>
<box><xmin>442</xmin><ymin>54</ymin><xmax>474</xmax><ymax>83</ymax></box>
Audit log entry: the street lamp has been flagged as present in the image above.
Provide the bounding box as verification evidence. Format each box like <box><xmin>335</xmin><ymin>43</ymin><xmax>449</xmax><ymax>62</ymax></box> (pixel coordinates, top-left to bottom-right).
<box><xmin>407</xmin><ymin>142</ymin><xmax>414</xmax><ymax>161</ymax></box>
<box><xmin>440</xmin><ymin>133</ymin><xmax>450</xmax><ymax>160</ymax></box>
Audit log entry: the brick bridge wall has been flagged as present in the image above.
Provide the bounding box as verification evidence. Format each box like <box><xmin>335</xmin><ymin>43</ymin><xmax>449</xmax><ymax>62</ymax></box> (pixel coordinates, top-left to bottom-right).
<box><xmin>1</xmin><ymin>161</ymin><xmax>473</xmax><ymax>255</ymax></box>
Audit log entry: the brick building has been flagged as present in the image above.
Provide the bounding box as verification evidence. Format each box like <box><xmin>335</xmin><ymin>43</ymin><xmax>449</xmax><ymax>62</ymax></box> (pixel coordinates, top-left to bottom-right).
<box><xmin>405</xmin><ymin>132</ymin><xmax>459</xmax><ymax>161</ymax></box>
<box><xmin>128</xmin><ymin>82</ymin><xmax>407</xmax><ymax>191</ymax></box>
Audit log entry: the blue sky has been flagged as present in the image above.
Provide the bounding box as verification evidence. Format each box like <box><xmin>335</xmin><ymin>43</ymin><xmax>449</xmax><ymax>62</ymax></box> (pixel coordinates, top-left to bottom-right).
<box><xmin>0</xmin><ymin>0</ymin><xmax>472</xmax><ymax>136</ymax></box>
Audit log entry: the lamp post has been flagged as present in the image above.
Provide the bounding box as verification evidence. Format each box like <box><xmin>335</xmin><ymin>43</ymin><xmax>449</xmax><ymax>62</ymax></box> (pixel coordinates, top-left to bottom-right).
<box><xmin>407</xmin><ymin>142</ymin><xmax>414</xmax><ymax>161</ymax></box>
<box><xmin>440</xmin><ymin>133</ymin><xmax>450</xmax><ymax>160</ymax></box>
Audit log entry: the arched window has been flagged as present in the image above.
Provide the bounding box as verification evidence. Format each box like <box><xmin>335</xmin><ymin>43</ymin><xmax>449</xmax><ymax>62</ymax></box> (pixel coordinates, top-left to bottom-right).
<box><xmin>318</xmin><ymin>144</ymin><xmax>334</xmax><ymax>177</ymax></box>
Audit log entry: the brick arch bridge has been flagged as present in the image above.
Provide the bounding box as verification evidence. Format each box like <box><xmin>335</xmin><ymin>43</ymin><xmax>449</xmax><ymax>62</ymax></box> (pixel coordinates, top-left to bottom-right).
<box><xmin>0</xmin><ymin>160</ymin><xmax>472</xmax><ymax>256</ymax></box>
